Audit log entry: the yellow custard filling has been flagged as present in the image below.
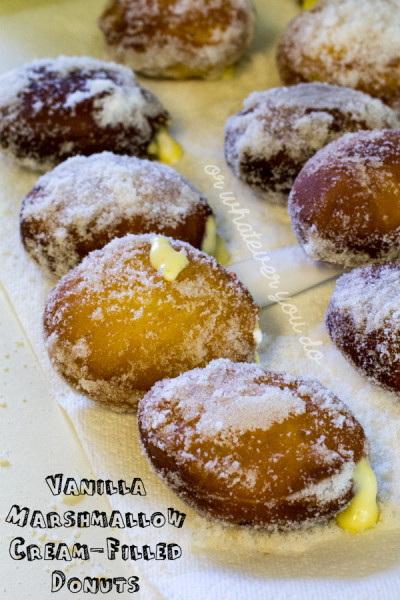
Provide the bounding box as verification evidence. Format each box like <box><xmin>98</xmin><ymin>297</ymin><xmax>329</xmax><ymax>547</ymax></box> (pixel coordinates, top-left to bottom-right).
<box><xmin>201</xmin><ymin>217</ymin><xmax>230</xmax><ymax>265</ymax></box>
<box><xmin>213</xmin><ymin>235</ymin><xmax>230</xmax><ymax>266</ymax></box>
<box><xmin>253</xmin><ymin>327</ymin><xmax>263</xmax><ymax>347</ymax></box>
<box><xmin>201</xmin><ymin>216</ymin><xmax>217</xmax><ymax>256</ymax></box>
<box><xmin>302</xmin><ymin>0</ymin><xmax>318</xmax><ymax>9</ymax></box>
<box><xmin>253</xmin><ymin>326</ymin><xmax>262</xmax><ymax>364</ymax></box>
<box><xmin>148</xmin><ymin>128</ymin><xmax>183</xmax><ymax>164</ymax></box>
<box><xmin>221</xmin><ymin>65</ymin><xmax>235</xmax><ymax>80</ymax></box>
<box><xmin>336</xmin><ymin>458</ymin><xmax>379</xmax><ymax>533</ymax></box>
<box><xmin>150</xmin><ymin>236</ymin><xmax>188</xmax><ymax>281</ymax></box>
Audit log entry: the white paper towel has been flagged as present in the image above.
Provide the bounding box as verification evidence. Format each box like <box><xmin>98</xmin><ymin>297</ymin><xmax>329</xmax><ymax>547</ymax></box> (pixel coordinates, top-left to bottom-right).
<box><xmin>228</xmin><ymin>244</ymin><xmax>344</xmax><ymax>307</ymax></box>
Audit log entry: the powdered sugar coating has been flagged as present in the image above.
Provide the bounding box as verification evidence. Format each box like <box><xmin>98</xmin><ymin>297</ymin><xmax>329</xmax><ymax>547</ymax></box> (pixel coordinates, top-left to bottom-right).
<box><xmin>289</xmin><ymin>129</ymin><xmax>400</xmax><ymax>267</ymax></box>
<box><xmin>43</xmin><ymin>235</ymin><xmax>260</xmax><ymax>410</ymax></box>
<box><xmin>99</xmin><ymin>0</ymin><xmax>256</xmax><ymax>79</ymax></box>
<box><xmin>20</xmin><ymin>152</ymin><xmax>212</xmax><ymax>278</ymax></box>
<box><xmin>138</xmin><ymin>358</ymin><xmax>368</xmax><ymax>529</ymax></box>
<box><xmin>0</xmin><ymin>56</ymin><xmax>169</xmax><ymax>170</ymax></box>
<box><xmin>277</xmin><ymin>0</ymin><xmax>400</xmax><ymax>109</ymax></box>
<box><xmin>225</xmin><ymin>83</ymin><xmax>399</xmax><ymax>205</ymax></box>
<box><xmin>326</xmin><ymin>262</ymin><xmax>400</xmax><ymax>395</ymax></box>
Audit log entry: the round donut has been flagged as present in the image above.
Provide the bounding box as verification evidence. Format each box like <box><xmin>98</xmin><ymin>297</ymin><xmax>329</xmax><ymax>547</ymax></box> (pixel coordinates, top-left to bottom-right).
<box><xmin>326</xmin><ymin>262</ymin><xmax>400</xmax><ymax>395</ymax></box>
<box><xmin>138</xmin><ymin>358</ymin><xmax>368</xmax><ymax>529</ymax></box>
<box><xmin>224</xmin><ymin>83</ymin><xmax>398</xmax><ymax>205</ymax></box>
<box><xmin>288</xmin><ymin>129</ymin><xmax>400</xmax><ymax>267</ymax></box>
<box><xmin>20</xmin><ymin>152</ymin><xmax>213</xmax><ymax>278</ymax></box>
<box><xmin>0</xmin><ymin>56</ymin><xmax>169</xmax><ymax>170</ymax></box>
<box><xmin>277</xmin><ymin>0</ymin><xmax>400</xmax><ymax>110</ymax></box>
<box><xmin>43</xmin><ymin>235</ymin><xmax>260</xmax><ymax>410</ymax></box>
<box><xmin>98</xmin><ymin>0</ymin><xmax>256</xmax><ymax>79</ymax></box>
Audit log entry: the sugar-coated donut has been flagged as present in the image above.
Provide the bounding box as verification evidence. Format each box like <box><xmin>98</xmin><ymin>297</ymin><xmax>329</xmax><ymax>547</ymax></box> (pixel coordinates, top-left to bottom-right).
<box><xmin>138</xmin><ymin>358</ymin><xmax>368</xmax><ymax>529</ymax></box>
<box><xmin>326</xmin><ymin>262</ymin><xmax>400</xmax><ymax>395</ymax></box>
<box><xmin>0</xmin><ymin>56</ymin><xmax>169</xmax><ymax>170</ymax></box>
<box><xmin>277</xmin><ymin>0</ymin><xmax>400</xmax><ymax>110</ymax></box>
<box><xmin>43</xmin><ymin>235</ymin><xmax>260</xmax><ymax>410</ymax></box>
<box><xmin>224</xmin><ymin>83</ymin><xmax>398</xmax><ymax>205</ymax></box>
<box><xmin>288</xmin><ymin>129</ymin><xmax>400</xmax><ymax>267</ymax></box>
<box><xmin>98</xmin><ymin>0</ymin><xmax>256</xmax><ymax>79</ymax></box>
<box><xmin>20</xmin><ymin>152</ymin><xmax>213</xmax><ymax>278</ymax></box>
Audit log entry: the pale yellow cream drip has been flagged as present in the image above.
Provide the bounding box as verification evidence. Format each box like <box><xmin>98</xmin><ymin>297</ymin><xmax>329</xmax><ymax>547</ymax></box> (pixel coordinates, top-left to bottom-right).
<box><xmin>201</xmin><ymin>219</ymin><xmax>230</xmax><ymax>266</ymax></box>
<box><xmin>336</xmin><ymin>458</ymin><xmax>379</xmax><ymax>533</ymax></box>
<box><xmin>201</xmin><ymin>216</ymin><xmax>217</xmax><ymax>256</ymax></box>
<box><xmin>150</xmin><ymin>236</ymin><xmax>189</xmax><ymax>281</ymax></box>
<box><xmin>253</xmin><ymin>325</ymin><xmax>262</xmax><ymax>363</ymax></box>
<box><xmin>213</xmin><ymin>235</ymin><xmax>230</xmax><ymax>266</ymax></box>
<box><xmin>148</xmin><ymin>128</ymin><xmax>183</xmax><ymax>164</ymax></box>
<box><xmin>253</xmin><ymin>326</ymin><xmax>263</xmax><ymax>347</ymax></box>
<box><xmin>221</xmin><ymin>65</ymin><xmax>235</xmax><ymax>80</ymax></box>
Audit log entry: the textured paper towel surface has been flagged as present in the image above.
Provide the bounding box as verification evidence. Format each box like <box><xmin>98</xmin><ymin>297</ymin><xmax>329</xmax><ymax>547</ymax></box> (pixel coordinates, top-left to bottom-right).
<box><xmin>1</xmin><ymin>0</ymin><xmax>400</xmax><ymax>598</ymax></box>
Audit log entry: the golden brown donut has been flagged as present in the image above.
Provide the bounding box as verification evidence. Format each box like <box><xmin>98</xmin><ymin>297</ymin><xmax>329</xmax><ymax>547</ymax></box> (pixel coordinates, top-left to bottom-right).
<box><xmin>0</xmin><ymin>56</ymin><xmax>169</xmax><ymax>170</ymax></box>
<box><xmin>277</xmin><ymin>0</ymin><xmax>400</xmax><ymax>110</ymax></box>
<box><xmin>138</xmin><ymin>358</ymin><xmax>368</xmax><ymax>529</ymax></box>
<box><xmin>288</xmin><ymin>129</ymin><xmax>400</xmax><ymax>267</ymax></box>
<box><xmin>20</xmin><ymin>152</ymin><xmax>213</xmax><ymax>278</ymax></box>
<box><xmin>326</xmin><ymin>262</ymin><xmax>400</xmax><ymax>395</ymax></box>
<box><xmin>43</xmin><ymin>235</ymin><xmax>260</xmax><ymax>410</ymax></box>
<box><xmin>98</xmin><ymin>0</ymin><xmax>256</xmax><ymax>79</ymax></box>
<box><xmin>224</xmin><ymin>83</ymin><xmax>398</xmax><ymax>205</ymax></box>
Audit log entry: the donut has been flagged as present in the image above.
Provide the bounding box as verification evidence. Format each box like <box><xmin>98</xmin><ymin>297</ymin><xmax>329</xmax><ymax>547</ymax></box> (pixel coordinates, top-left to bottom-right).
<box><xmin>43</xmin><ymin>235</ymin><xmax>260</xmax><ymax>410</ymax></box>
<box><xmin>288</xmin><ymin>129</ymin><xmax>400</xmax><ymax>267</ymax></box>
<box><xmin>98</xmin><ymin>0</ymin><xmax>256</xmax><ymax>79</ymax></box>
<box><xmin>0</xmin><ymin>56</ymin><xmax>169</xmax><ymax>170</ymax></box>
<box><xmin>277</xmin><ymin>0</ymin><xmax>400</xmax><ymax>110</ymax></box>
<box><xmin>20</xmin><ymin>152</ymin><xmax>214</xmax><ymax>278</ymax></box>
<box><xmin>138</xmin><ymin>358</ymin><xmax>368</xmax><ymax>529</ymax></box>
<box><xmin>326</xmin><ymin>262</ymin><xmax>400</xmax><ymax>395</ymax></box>
<box><xmin>224</xmin><ymin>83</ymin><xmax>398</xmax><ymax>205</ymax></box>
